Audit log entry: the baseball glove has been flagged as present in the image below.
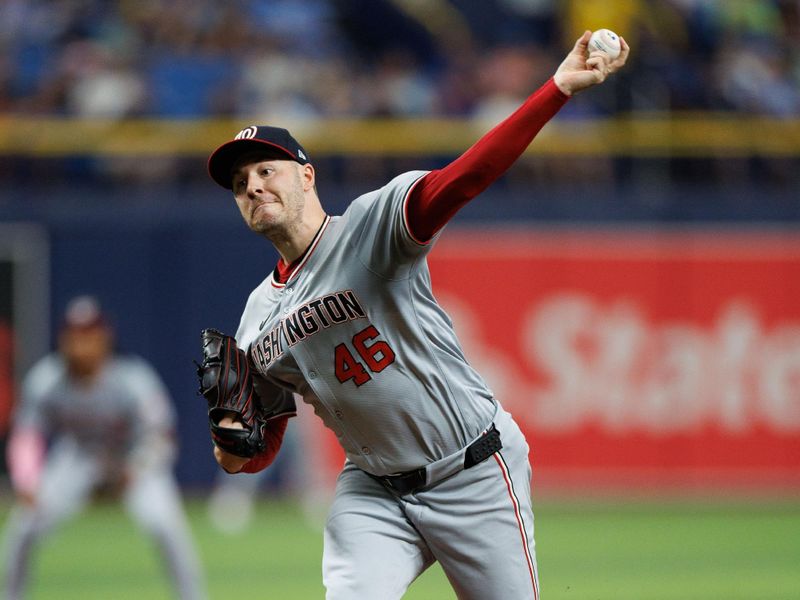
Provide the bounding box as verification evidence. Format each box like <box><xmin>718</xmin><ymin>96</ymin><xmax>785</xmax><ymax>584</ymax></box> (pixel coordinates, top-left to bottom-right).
<box><xmin>196</xmin><ymin>328</ymin><xmax>265</xmax><ymax>458</ymax></box>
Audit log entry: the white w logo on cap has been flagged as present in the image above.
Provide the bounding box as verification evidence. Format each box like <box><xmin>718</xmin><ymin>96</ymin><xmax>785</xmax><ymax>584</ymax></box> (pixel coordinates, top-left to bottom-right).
<box><xmin>234</xmin><ymin>126</ymin><xmax>258</xmax><ymax>140</ymax></box>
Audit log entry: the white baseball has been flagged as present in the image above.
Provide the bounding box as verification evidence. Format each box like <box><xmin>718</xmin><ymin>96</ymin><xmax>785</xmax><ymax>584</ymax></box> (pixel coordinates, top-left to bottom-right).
<box><xmin>588</xmin><ymin>29</ymin><xmax>621</xmax><ymax>60</ymax></box>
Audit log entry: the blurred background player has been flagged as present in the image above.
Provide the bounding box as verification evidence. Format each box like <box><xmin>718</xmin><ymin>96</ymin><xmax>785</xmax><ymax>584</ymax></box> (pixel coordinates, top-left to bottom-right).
<box><xmin>1</xmin><ymin>296</ymin><xmax>206</xmax><ymax>600</ymax></box>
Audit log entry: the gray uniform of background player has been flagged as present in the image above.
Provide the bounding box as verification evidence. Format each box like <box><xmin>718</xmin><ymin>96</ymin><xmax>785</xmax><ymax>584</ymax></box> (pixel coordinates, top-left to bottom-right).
<box><xmin>2</xmin><ymin>353</ymin><xmax>206</xmax><ymax>600</ymax></box>
<box><xmin>237</xmin><ymin>171</ymin><xmax>539</xmax><ymax>599</ymax></box>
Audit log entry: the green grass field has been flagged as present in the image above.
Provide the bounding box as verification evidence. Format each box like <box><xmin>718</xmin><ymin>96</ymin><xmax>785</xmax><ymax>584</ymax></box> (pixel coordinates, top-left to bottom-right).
<box><xmin>2</xmin><ymin>496</ymin><xmax>799</xmax><ymax>599</ymax></box>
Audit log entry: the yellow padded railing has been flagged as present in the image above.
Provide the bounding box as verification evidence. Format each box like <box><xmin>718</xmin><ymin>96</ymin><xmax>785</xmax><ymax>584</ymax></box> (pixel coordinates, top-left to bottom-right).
<box><xmin>1</xmin><ymin>114</ymin><xmax>798</xmax><ymax>157</ymax></box>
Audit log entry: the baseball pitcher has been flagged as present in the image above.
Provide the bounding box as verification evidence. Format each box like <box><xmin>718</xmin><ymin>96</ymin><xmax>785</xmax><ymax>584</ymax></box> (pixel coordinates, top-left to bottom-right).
<box><xmin>197</xmin><ymin>32</ymin><xmax>629</xmax><ymax>599</ymax></box>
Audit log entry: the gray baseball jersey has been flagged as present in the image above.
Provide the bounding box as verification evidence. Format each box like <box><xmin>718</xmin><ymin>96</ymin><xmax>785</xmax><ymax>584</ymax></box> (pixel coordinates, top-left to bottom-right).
<box><xmin>237</xmin><ymin>170</ymin><xmax>496</xmax><ymax>475</ymax></box>
<box><xmin>236</xmin><ymin>171</ymin><xmax>540</xmax><ymax>599</ymax></box>
<box><xmin>15</xmin><ymin>354</ymin><xmax>174</xmax><ymax>462</ymax></box>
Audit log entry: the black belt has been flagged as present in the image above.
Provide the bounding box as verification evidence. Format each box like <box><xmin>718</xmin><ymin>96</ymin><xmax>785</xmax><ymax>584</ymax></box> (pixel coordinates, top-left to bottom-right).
<box><xmin>369</xmin><ymin>425</ymin><xmax>502</xmax><ymax>496</ymax></box>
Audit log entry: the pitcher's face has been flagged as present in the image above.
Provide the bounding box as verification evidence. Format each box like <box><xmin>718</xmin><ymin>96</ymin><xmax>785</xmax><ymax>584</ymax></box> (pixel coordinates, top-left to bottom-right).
<box><xmin>231</xmin><ymin>156</ymin><xmax>309</xmax><ymax>236</ymax></box>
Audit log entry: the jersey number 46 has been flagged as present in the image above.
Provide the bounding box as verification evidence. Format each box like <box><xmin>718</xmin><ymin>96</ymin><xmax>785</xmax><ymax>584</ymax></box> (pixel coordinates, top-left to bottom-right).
<box><xmin>334</xmin><ymin>325</ymin><xmax>396</xmax><ymax>386</ymax></box>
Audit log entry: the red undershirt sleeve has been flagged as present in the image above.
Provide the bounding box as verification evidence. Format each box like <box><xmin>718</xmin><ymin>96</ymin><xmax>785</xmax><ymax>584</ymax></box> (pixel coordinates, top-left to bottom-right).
<box><xmin>406</xmin><ymin>77</ymin><xmax>570</xmax><ymax>242</ymax></box>
<box><xmin>239</xmin><ymin>415</ymin><xmax>289</xmax><ymax>473</ymax></box>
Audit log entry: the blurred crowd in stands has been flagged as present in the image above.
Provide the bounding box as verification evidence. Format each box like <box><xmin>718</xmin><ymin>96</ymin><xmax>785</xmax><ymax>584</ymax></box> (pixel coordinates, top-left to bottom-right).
<box><xmin>1</xmin><ymin>0</ymin><xmax>799</xmax><ymax>121</ymax></box>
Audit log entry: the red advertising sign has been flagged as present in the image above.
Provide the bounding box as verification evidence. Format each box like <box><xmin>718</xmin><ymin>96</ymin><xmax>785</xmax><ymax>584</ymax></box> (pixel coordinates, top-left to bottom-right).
<box><xmin>427</xmin><ymin>228</ymin><xmax>800</xmax><ymax>490</ymax></box>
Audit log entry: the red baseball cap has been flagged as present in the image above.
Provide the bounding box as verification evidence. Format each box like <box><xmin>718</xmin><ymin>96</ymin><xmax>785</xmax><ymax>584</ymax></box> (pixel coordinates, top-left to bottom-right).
<box><xmin>207</xmin><ymin>125</ymin><xmax>311</xmax><ymax>190</ymax></box>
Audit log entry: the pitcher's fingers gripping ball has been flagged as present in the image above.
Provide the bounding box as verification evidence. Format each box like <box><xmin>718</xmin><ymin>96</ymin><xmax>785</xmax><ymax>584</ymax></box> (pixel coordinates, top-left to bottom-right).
<box><xmin>588</xmin><ymin>29</ymin><xmax>621</xmax><ymax>60</ymax></box>
<box><xmin>588</xmin><ymin>29</ymin><xmax>629</xmax><ymax>78</ymax></box>
<box><xmin>196</xmin><ymin>328</ymin><xmax>266</xmax><ymax>458</ymax></box>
